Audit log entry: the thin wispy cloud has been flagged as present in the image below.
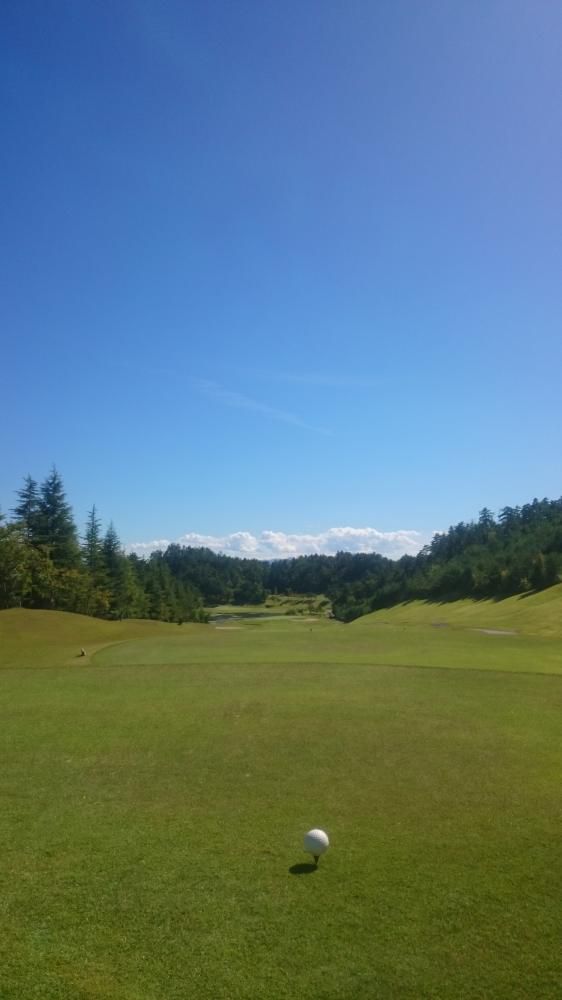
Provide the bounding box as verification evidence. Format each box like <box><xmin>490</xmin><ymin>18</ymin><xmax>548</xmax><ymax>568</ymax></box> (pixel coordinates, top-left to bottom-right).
<box><xmin>127</xmin><ymin>526</ymin><xmax>429</xmax><ymax>561</ymax></box>
<box><xmin>192</xmin><ymin>378</ymin><xmax>330</xmax><ymax>434</ymax></box>
<box><xmin>269</xmin><ymin>372</ymin><xmax>381</xmax><ymax>388</ymax></box>
<box><xmin>238</xmin><ymin>368</ymin><xmax>382</xmax><ymax>389</ymax></box>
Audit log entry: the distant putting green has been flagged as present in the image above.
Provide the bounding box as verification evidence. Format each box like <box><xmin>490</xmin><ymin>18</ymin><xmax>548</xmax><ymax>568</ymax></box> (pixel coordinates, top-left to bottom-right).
<box><xmin>1</xmin><ymin>598</ymin><xmax>560</xmax><ymax>998</ymax></box>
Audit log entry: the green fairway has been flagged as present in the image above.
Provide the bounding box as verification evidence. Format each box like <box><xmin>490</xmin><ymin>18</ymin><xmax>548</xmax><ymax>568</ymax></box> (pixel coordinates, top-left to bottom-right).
<box><xmin>1</xmin><ymin>603</ymin><xmax>561</xmax><ymax>999</ymax></box>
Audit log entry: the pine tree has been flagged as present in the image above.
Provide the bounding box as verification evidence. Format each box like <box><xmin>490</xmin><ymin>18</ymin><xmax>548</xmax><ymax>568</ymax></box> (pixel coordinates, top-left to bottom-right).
<box><xmin>37</xmin><ymin>468</ymin><xmax>80</xmax><ymax>568</ymax></box>
<box><xmin>102</xmin><ymin>521</ymin><xmax>121</xmax><ymax>586</ymax></box>
<box><xmin>12</xmin><ymin>475</ymin><xmax>40</xmax><ymax>542</ymax></box>
<box><xmin>103</xmin><ymin>522</ymin><xmax>129</xmax><ymax>617</ymax></box>
<box><xmin>82</xmin><ymin>506</ymin><xmax>104</xmax><ymax>576</ymax></box>
<box><xmin>80</xmin><ymin>505</ymin><xmax>111</xmax><ymax>615</ymax></box>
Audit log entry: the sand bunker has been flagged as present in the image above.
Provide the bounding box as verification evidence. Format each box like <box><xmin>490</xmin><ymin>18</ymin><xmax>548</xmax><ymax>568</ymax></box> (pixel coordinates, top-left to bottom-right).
<box><xmin>473</xmin><ymin>628</ymin><xmax>517</xmax><ymax>636</ymax></box>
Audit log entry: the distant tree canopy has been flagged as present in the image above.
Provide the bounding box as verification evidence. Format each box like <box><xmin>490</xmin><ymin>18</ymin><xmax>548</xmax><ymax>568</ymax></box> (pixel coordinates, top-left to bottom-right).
<box><xmin>1</xmin><ymin>471</ymin><xmax>561</xmax><ymax>623</ymax></box>
<box><xmin>328</xmin><ymin>498</ymin><xmax>562</xmax><ymax>621</ymax></box>
<box><xmin>1</xmin><ymin>468</ymin><xmax>205</xmax><ymax>622</ymax></box>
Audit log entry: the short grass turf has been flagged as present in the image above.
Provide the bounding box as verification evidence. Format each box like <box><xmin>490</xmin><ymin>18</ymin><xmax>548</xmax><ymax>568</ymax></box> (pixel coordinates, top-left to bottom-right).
<box><xmin>355</xmin><ymin>583</ymin><xmax>562</xmax><ymax>638</ymax></box>
<box><xmin>1</xmin><ymin>605</ymin><xmax>561</xmax><ymax>999</ymax></box>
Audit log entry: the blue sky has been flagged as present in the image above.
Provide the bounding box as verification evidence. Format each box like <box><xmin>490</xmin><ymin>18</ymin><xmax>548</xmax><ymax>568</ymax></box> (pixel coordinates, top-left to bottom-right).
<box><xmin>2</xmin><ymin>1</ymin><xmax>561</xmax><ymax>558</ymax></box>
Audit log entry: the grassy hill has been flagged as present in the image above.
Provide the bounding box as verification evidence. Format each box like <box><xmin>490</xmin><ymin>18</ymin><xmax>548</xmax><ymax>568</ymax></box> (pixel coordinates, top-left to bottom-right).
<box><xmin>353</xmin><ymin>582</ymin><xmax>562</xmax><ymax>638</ymax></box>
<box><xmin>1</xmin><ymin>604</ymin><xmax>560</xmax><ymax>998</ymax></box>
<box><xmin>0</xmin><ymin>608</ymin><xmax>194</xmax><ymax>669</ymax></box>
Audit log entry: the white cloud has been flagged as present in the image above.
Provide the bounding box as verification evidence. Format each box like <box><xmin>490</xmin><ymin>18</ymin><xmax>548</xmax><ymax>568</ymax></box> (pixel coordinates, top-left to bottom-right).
<box><xmin>127</xmin><ymin>526</ymin><xmax>427</xmax><ymax>560</ymax></box>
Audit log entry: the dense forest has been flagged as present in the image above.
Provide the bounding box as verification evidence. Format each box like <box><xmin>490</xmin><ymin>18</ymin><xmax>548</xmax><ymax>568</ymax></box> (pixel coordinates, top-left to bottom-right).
<box><xmin>329</xmin><ymin>500</ymin><xmax>562</xmax><ymax>621</ymax></box>
<box><xmin>1</xmin><ymin>469</ymin><xmax>561</xmax><ymax>623</ymax></box>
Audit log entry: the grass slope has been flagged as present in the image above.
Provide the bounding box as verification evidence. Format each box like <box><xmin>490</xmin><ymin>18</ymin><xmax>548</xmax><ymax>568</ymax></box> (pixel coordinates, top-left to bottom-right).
<box><xmin>1</xmin><ymin>606</ymin><xmax>560</xmax><ymax>999</ymax></box>
<box><xmin>354</xmin><ymin>583</ymin><xmax>562</xmax><ymax>637</ymax></box>
<box><xmin>0</xmin><ymin>609</ymin><xmax>195</xmax><ymax>669</ymax></box>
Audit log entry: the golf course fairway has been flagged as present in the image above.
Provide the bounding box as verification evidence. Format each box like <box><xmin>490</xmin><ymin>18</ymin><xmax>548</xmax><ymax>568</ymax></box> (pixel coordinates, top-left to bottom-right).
<box><xmin>1</xmin><ymin>597</ymin><xmax>560</xmax><ymax>999</ymax></box>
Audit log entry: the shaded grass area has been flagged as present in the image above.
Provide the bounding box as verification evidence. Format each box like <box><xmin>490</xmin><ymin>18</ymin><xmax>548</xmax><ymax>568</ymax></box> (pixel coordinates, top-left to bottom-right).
<box><xmin>355</xmin><ymin>583</ymin><xmax>562</xmax><ymax>638</ymax></box>
<box><xmin>1</xmin><ymin>608</ymin><xmax>561</xmax><ymax>998</ymax></box>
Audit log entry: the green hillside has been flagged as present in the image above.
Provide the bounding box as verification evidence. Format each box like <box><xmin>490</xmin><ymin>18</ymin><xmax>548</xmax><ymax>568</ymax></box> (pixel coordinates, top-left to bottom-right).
<box><xmin>353</xmin><ymin>582</ymin><xmax>562</xmax><ymax>638</ymax></box>
<box><xmin>0</xmin><ymin>608</ymin><xmax>195</xmax><ymax>669</ymax></box>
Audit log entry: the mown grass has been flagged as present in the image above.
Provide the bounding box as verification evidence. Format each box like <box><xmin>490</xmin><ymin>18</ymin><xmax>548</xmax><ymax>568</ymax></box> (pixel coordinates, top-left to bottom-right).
<box><xmin>1</xmin><ymin>601</ymin><xmax>561</xmax><ymax>998</ymax></box>
<box><xmin>355</xmin><ymin>583</ymin><xmax>562</xmax><ymax>637</ymax></box>
<box><xmin>0</xmin><ymin>609</ymin><xmax>196</xmax><ymax>669</ymax></box>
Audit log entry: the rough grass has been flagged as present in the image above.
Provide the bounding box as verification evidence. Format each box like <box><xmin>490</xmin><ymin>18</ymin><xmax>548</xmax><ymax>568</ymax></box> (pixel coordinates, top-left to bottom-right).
<box><xmin>1</xmin><ymin>602</ymin><xmax>561</xmax><ymax>999</ymax></box>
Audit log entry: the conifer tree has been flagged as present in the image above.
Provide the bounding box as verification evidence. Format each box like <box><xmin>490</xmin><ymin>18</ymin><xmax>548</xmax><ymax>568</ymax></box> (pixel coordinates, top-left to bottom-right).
<box><xmin>80</xmin><ymin>505</ymin><xmax>111</xmax><ymax>615</ymax></box>
<box><xmin>12</xmin><ymin>475</ymin><xmax>40</xmax><ymax>542</ymax></box>
<box><xmin>37</xmin><ymin>468</ymin><xmax>79</xmax><ymax>567</ymax></box>
<box><xmin>103</xmin><ymin>521</ymin><xmax>121</xmax><ymax>566</ymax></box>
<box><xmin>83</xmin><ymin>506</ymin><xmax>104</xmax><ymax>576</ymax></box>
<box><xmin>102</xmin><ymin>522</ymin><xmax>139</xmax><ymax>618</ymax></box>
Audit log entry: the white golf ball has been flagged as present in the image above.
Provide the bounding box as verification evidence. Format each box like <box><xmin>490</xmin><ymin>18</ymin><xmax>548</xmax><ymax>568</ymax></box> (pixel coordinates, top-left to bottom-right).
<box><xmin>304</xmin><ymin>829</ymin><xmax>329</xmax><ymax>856</ymax></box>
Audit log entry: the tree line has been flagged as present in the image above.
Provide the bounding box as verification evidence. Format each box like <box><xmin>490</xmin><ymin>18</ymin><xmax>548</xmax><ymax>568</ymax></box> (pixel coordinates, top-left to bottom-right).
<box><xmin>1</xmin><ymin>471</ymin><xmax>561</xmax><ymax>623</ymax></box>
<box><xmin>0</xmin><ymin>469</ymin><xmax>206</xmax><ymax>622</ymax></box>
<box><xmin>330</xmin><ymin>499</ymin><xmax>562</xmax><ymax>621</ymax></box>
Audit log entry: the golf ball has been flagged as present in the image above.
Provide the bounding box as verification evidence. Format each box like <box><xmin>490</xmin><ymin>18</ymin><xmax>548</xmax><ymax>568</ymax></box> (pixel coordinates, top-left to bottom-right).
<box><xmin>304</xmin><ymin>829</ymin><xmax>329</xmax><ymax>856</ymax></box>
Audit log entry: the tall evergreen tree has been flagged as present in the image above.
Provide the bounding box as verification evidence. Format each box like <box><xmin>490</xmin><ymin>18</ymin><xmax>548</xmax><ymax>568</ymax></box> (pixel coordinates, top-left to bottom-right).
<box><xmin>12</xmin><ymin>475</ymin><xmax>40</xmax><ymax>542</ymax></box>
<box><xmin>37</xmin><ymin>468</ymin><xmax>80</xmax><ymax>567</ymax></box>
<box><xmin>82</xmin><ymin>506</ymin><xmax>104</xmax><ymax>576</ymax></box>
<box><xmin>103</xmin><ymin>521</ymin><xmax>121</xmax><ymax>573</ymax></box>
<box><xmin>80</xmin><ymin>505</ymin><xmax>110</xmax><ymax>615</ymax></box>
<box><xmin>103</xmin><ymin>522</ymin><xmax>133</xmax><ymax>618</ymax></box>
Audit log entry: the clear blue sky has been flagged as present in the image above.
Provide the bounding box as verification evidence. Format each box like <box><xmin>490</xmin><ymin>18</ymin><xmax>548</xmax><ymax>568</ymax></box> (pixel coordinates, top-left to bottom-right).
<box><xmin>2</xmin><ymin>1</ymin><xmax>561</xmax><ymax>556</ymax></box>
